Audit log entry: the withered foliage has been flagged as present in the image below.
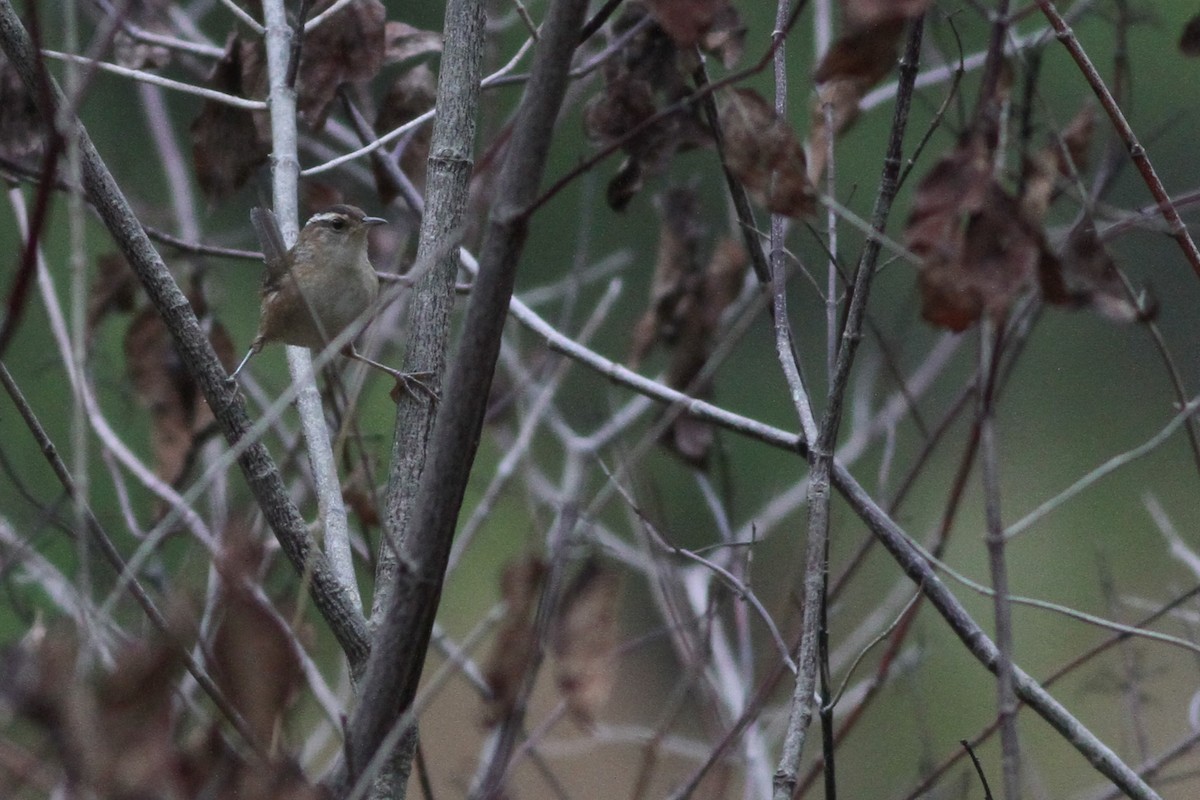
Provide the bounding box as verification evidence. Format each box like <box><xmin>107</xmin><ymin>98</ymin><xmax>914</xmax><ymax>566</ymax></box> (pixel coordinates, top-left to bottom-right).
<box><xmin>1057</xmin><ymin>104</ymin><xmax>1096</xmax><ymax>177</ymax></box>
<box><xmin>1181</xmin><ymin>12</ymin><xmax>1200</xmax><ymax>56</ymax></box>
<box><xmin>717</xmin><ymin>88</ymin><xmax>814</xmax><ymax>218</ymax></box>
<box><xmin>583</xmin><ymin>2</ymin><xmax>721</xmax><ymax>211</ymax></box>
<box><xmin>211</xmin><ymin>532</ymin><xmax>305</xmax><ymax>747</ymax></box>
<box><xmin>843</xmin><ymin>0</ymin><xmax>932</xmax><ymax>27</ymax></box>
<box><xmin>383</xmin><ymin>20</ymin><xmax>443</xmax><ymax>65</ymax></box>
<box><xmin>292</xmin><ymin>0</ymin><xmax>387</xmax><ymax>128</ymax></box>
<box><xmin>1050</xmin><ymin>218</ymin><xmax>1145</xmax><ymax>322</ymax></box>
<box><xmin>124</xmin><ymin>284</ymin><xmax>235</xmax><ymax>486</ymax></box>
<box><xmin>87</xmin><ymin>253</ymin><xmax>139</xmax><ymax>334</ymax></box>
<box><xmin>0</xmin><ymin>606</ymin><xmax>319</xmax><ymax>799</ymax></box>
<box><xmin>0</xmin><ymin>51</ymin><xmax>41</xmax><ymax>161</ymax></box>
<box><xmin>630</xmin><ymin>188</ymin><xmax>748</xmax><ymax>466</ymax></box>
<box><xmin>648</xmin><ymin>0</ymin><xmax>739</xmax><ymax>56</ymax></box>
<box><xmin>482</xmin><ymin>556</ymin><xmax>548</xmax><ymax>727</ymax></box>
<box><xmin>373</xmin><ymin>63</ymin><xmax>437</xmax><ymax>204</ymax></box>
<box><xmin>808</xmin><ymin>1</ymin><xmax>933</xmax><ymax>185</ymax></box>
<box><xmin>808</xmin><ymin>19</ymin><xmax>905</xmax><ymax>185</ymax></box>
<box><xmin>191</xmin><ymin>35</ymin><xmax>270</xmax><ymax>202</ymax></box>
<box><xmin>906</xmin><ymin>100</ymin><xmax>1141</xmax><ymax>331</ymax></box>
<box><xmin>113</xmin><ymin>0</ymin><xmax>172</xmax><ymax>70</ymax></box>
<box><xmin>905</xmin><ymin>134</ymin><xmax>1043</xmax><ymax>331</ymax></box>
<box><xmin>551</xmin><ymin>558</ymin><xmax>620</xmax><ymax>726</ymax></box>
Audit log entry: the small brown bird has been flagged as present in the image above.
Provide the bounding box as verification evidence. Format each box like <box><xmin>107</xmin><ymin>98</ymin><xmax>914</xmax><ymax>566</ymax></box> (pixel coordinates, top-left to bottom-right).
<box><xmin>229</xmin><ymin>204</ymin><xmax>397</xmax><ymax>381</ymax></box>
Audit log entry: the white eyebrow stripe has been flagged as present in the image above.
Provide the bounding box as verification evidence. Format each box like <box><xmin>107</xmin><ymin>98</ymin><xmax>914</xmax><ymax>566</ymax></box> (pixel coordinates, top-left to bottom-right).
<box><xmin>307</xmin><ymin>211</ymin><xmax>351</xmax><ymax>225</ymax></box>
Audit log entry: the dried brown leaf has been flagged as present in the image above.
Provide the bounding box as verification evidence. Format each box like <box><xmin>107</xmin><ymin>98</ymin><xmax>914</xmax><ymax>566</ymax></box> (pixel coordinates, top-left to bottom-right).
<box><xmin>552</xmin><ymin>559</ymin><xmax>619</xmax><ymax>725</ymax></box>
<box><xmin>644</xmin><ymin>0</ymin><xmax>735</xmax><ymax>48</ymax></box>
<box><xmin>373</xmin><ymin>63</ymin><xmax>436</xmax><ymax>203</ymax></box>
<box><xmin>699</xmin><ymin>4</ymin><xmax>746</xmax><ymax>68</ymax></box>
<box><xmin>1057</xmin><ymin>104</ymin><xmax>1096</xmax><ymax>177</ymax></box>
<box><xmin>1049</xmin><ymin>218</ymin><xmax>1143</xmax><ymax>322</ymax></box>
<box><xmin>1</xmin><ymin>621</ymin><xmax>195</xmax><ymax>798</ymax></box>
<box><xmin>718</xmin><ymin>88</ymin><xmax>814</xmax><ymax>218</ymax></box>
<box><xmin>584</xmin><ymin>5</ymin><xmax>711</xmax><ymax>210</ymax></box>
<box><xmin>1182</xmin><ymin>13</ymin><xmax>1200</xmax><ymax>56</ymax></box>
<box><xmin>843</xmin><ymin>0</ymin><xmax>932</xmax><ymax>27</ymax></box>
<box><xmin>906</xmin><ymin>136</ymin><xmax>1047</xmax><ymax>331</ymax></box>
<box><xmin>125</xmin><ymin>305</ymin><xmax>193</xmax><ymax>485</ymax></box>
<box><xmin>663</xmin><ymin>414</ymin><xmax>713</xmax><ymax>466</ymax></box>
<box><xmin>1020</xmin><ymin>146</ymin><xmax>1058</xmax><ymax>222</ymax></box>
<box><xmin>296</xmin><ymin>0</ymin><xmax>386</xmax><ymax>128</ymax></box>
<box><xmin>483</xmin><ymin>556</ymin><xmax>548</xmax><ymax>726</ymax></box>
<box><xmin>87</xmin><ymin>253</ymin><xmax>138</xmax><ymax>333</ymax></box>
<box><xmin>702</xmin><ymin>237</ymin><xmax>749</xmax><ymax>330</ymax></box>
<box><xmin>191</xmin><ymin>35</ymin><xmax>269</xmax><ymax>201</ymax></box>
<box><xmin>125</xmin><ymin>290</ymin><xmax>231</xmax><ymax>484</ymax></box>
<box><xmin>813</xmin><ymin>18</ymin><xmax>905</xmax><ymax>86</ymax></box>
<box><xmin>809</xmin><ymin>15</ymin><xmax>905</xmax><ymax>183</ymax></box>
<box><xmin>342</xmin><ymin>486</ymin><xmax>380</xmax><ymax>527</ymax></box>
<box><xmin>584</xmin><ymin>74</ymin><xmax>658</xmax><ymax>147</ymax></box>
<box><xmin>212</xmin><ymin>532</ymin><xmax>304</xmax><ymax>747</ymax></box>
<box><xmin>383</xmin><ymin>20</ymin><xmax>443</xmax><ymax>64</ymax></box>
<box><xmin>113</xmin><ymin>0</ymin><xmax>171</xmax><ymax>70</ymax></box>
<box><xmin>628</xmin><ymin>187</ymin><xmax>705</xmax><ymax>367</ymax></box>
<box><xmin>0</xmin><ymin>51</ymin><xmax>42</xmax><ymax>160</ymax></box>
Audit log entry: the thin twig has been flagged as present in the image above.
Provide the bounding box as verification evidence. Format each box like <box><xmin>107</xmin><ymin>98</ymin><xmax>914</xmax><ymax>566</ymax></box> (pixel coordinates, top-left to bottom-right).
<box><xmin>1036</xmin><ymin>0</ymin><xmax>1200</xmax><ymax>280</ymax></box>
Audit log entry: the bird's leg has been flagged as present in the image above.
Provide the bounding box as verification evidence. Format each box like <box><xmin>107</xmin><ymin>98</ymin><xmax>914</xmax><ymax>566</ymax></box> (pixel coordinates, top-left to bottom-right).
<box><xmin>228</xmin><ymin>337</ymin><xmax>263</xmax><ymax>382</ymax></box>
<box><xmin>343</xmin><ymin>344</ymin><xmax>438</xmax><ymax>402</ymax></box>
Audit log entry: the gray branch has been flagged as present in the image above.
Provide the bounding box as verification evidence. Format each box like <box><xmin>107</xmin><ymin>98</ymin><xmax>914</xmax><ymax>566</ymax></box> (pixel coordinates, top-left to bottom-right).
<box><xmin>336</xmin><ymin>0</ymin><xmax>591</xmax><ymax>790</ymax></box>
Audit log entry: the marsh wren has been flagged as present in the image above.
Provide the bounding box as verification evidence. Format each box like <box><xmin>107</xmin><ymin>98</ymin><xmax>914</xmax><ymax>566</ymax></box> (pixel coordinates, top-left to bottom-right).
<box><xmin>229</xmin><ymin>204</ymin><xmax>413</xmax><ymax>385</ymax></box>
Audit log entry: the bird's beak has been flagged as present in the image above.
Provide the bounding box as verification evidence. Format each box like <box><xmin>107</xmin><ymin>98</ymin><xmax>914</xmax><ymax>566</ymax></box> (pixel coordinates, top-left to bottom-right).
<box><xmin>363</xmin><ymin>216</ymin><xmax>387</xmax><ymax>227</ymax></box>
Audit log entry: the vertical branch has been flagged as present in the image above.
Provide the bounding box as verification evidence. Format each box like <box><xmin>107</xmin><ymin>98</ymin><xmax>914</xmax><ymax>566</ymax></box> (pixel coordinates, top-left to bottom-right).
<box><xmin>339</xmin><ymin>0</ymin><xmax>590</xmax><ymax>788</ymax></box>
<box><xmin>62</xmin><ymin>0</ymin><xmax>94</xmax><ymax>637</ymax></box>
<box><xmin>259</xmin><ymin>0</ymin><xmax>362</xmax><ymax>614</ymax></box>
<box><xmin>376</xmin><ymin>0</ymin><xmax>487</xmax><ymax>622</ymax></box>
<box><xmin>979</xmin><ymin>320</ymin><xmax>1021</xmax><ymax>800</ymax></box>
<box><xmin>772</xmin><ymin>18</ymin><xmax>924</xmax><ymax>800</ymax></box>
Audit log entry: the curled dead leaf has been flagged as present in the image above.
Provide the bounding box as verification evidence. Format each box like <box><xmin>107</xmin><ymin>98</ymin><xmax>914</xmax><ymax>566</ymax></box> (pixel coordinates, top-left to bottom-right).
<box><xmin>374</xmin><ymin>63</ymin><xmax>437</xmax><ymax>203</ymax></box>
<box><xmin>191</xmin><ymin>35</ymin><xmax>269</xmax><ymax>202</ymax></box>
<box><xmin>113</xmin><ymin>0</ymin><xmax>171</xmax><ymax>70</ymax></box>
<box><xmin>1057</xmin><ymin>104</ymin><xmax>1096</xmax><ymax>177</ymax></box>
<box><xmin>1048</xmin><ymin>218</ymin><xmax>1144</xmax><ymax>322</ymax></box>
<box><xmin>644</xmin><ymin>0</ymin><xmax>737</xmax><ymax>49</ymax></box>
<box><xmin>717</xmin><ymin>88</ymin><xmax>814</xmax><ymax>218</ymax></box>
<box><xmin>1181</xmin><ymin>13</ymin><xmax>1200</xmax><ymax>56</ymax></box>
<box><xmin>295</xmin><ymin>0</ymin><xmax>387</xmax><ymax>128</ymax></box>
<box><xmin>384</xmin><ymin>20</ymin><xmax>443</xmax><ymax>64</ymax></box>
<box><xmin>906</xmin><ymin>136</ymin><xmax>1047</xmax><ymax>331</ymax></box>
<box><xmin>843</xmin><ymin>0</ymin><xmax>933</xmax><ymax>27</ymax></box>
<box><xmin>552</xmin><ymin>559</ymin><xmax>619</xmax><ymax>726</ymax></box>
<box><xmin>212</xmin><ymin>532</ymin><xmax>304</xmax><ymax>748</ymax></box>
<box><xmin>87</xmin><ymin>253</ymin><xmax>139</xmax><ymax>334</ymax></box>
<box><xmin>584</xmin><ymin>4</ymin><xmax>711</xmax><ymax>210</ymax></box>
<box><xmin>124</xmin><ymin>287</ymin><xmax>232</xmax><ymax>485</ymax></box>
<box><xmin>808</xmin><ymin>18</ymin><xmax>905</xmax><ymax>185</ymax></box>
<box><xmin>0</xmin><ymin>52</ymin><xmax>43</xmax><ymax>160</ymax></box>
<box><xmin>482</xmin><ymin>556</ymin><xmax>548</xmax><ymax>726</ymax></box>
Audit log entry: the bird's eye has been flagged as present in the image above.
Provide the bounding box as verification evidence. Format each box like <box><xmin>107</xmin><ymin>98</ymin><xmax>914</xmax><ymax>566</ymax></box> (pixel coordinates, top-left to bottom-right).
<box><xmin>330</xmin><ymin>217</ymin><xmax>347</xmax><ymax>231</ymax></box>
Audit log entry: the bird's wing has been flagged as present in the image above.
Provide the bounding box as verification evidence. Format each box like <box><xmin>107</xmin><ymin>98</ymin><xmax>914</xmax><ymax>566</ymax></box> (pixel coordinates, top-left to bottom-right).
<box><xmin>250</xmin><ymin>207</ymin><xmax>290</xmax><ymax>289</ymax></box>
